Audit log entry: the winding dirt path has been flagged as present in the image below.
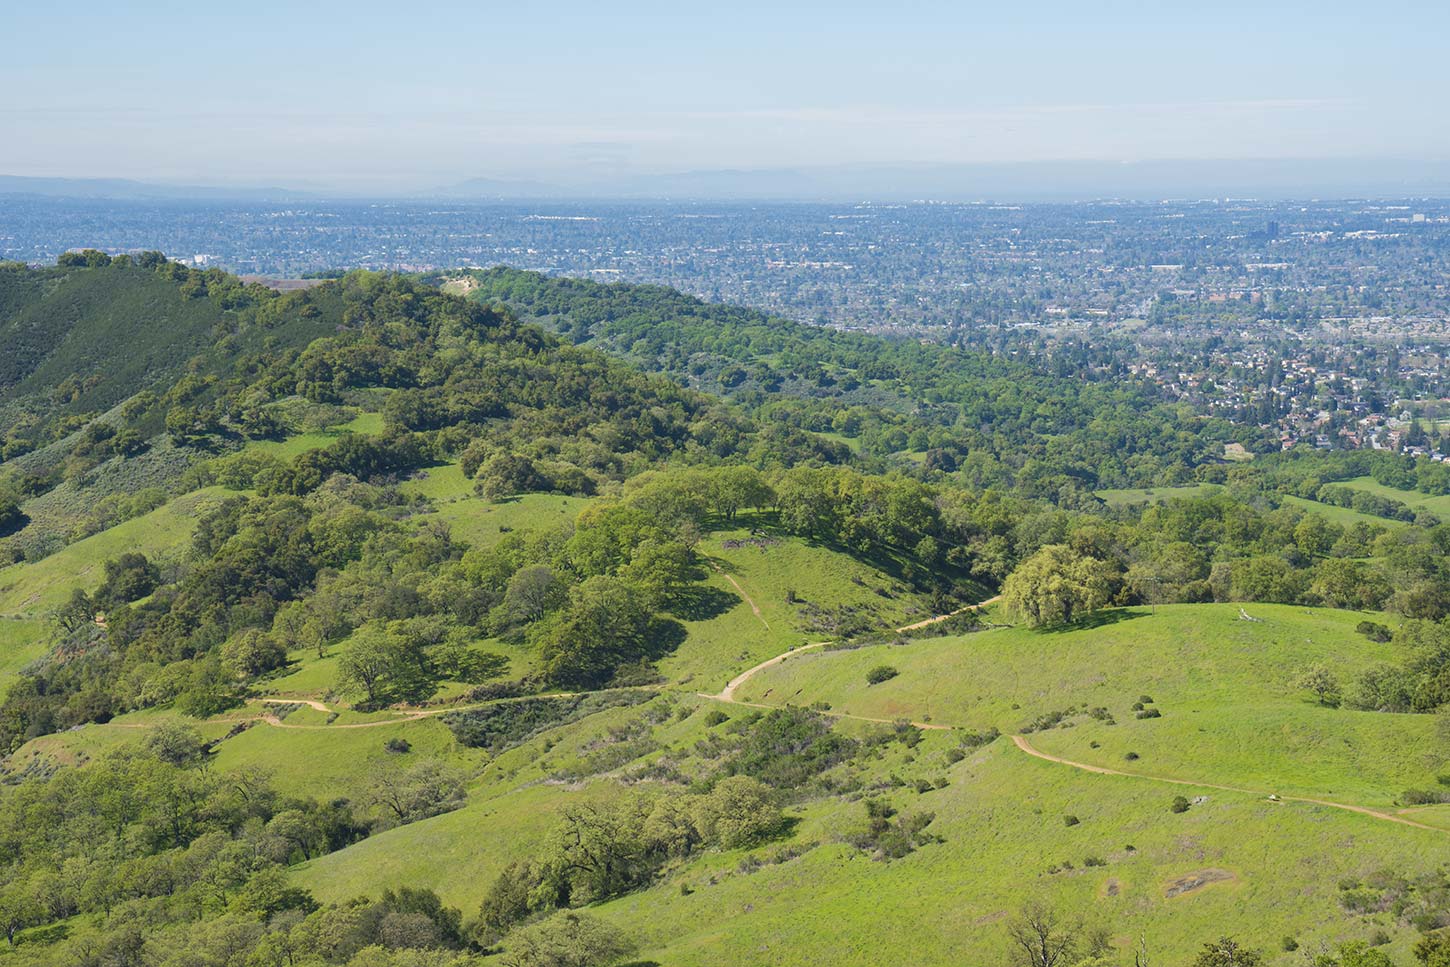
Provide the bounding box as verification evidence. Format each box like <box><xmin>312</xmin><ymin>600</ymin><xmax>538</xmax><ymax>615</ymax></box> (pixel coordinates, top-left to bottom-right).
<box><xmin>702</xmin><ymin>592</ymin><xmax>1003</xmax><ymax>730</ymax></box>
<box><xmin>896</xmin><ymin>594</ymin><xmax>1001</xmax><ymax>632</ymax></box>
<box><xmin>711</xmin><ymin>593</ymin><xmax>1003</xmax><ymax>703</ymax></box>
<box><xmin>65</xmin><ymin>582</ymin><xmax>1448</xmax><ymax>837</ymax></box>
<box><xmin>259</xmin><ymin>697</ymin><xmax>333</xmax><ymax>713</ymax></box>
<box><xmin>713</xmin><ymin>642</ymin><xmax>826</xmax><ymax>703</ymax></box>
<box><xmin>718</xmin><ymin>570</ymin><xmax>769</xmax><ymax>630</ymax></box>
<box><xmin>1010</xmin><ymin>734</ymin><xmax>1442</xmax><ymax>833</ymax></box>
<box><xmin>696</xmin><ymin>588</ymin><xmax>1445</xmax><ymax>836</ymax></box>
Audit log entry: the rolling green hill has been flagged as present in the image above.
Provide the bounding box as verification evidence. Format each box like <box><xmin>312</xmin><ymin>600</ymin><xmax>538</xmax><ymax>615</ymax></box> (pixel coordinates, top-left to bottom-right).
<box><xmin>3</xmin><ymin>261</ymin><xmax>1450</xmax><ymax>967</ymax></box>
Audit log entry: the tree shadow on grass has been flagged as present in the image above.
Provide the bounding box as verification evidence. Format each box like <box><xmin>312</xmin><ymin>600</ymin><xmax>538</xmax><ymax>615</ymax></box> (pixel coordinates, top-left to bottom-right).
<box><xmin>1032</xmin><ymin>608</ymin><xmax>1150</xmax><ymax>634</ymax></box>
<box><xmin>666</xmin><ymin>585</ymin><xmax>740</xmax><ymax>622</ymax></box>
<box><xmin>642</xmin><ymin>616</ymin><xmax>689</xmax><ymax>660</ymax></box>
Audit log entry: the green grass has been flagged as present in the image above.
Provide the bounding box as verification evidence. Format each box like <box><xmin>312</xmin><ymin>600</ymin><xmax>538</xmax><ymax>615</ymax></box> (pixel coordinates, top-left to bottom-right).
<box><xmin>0</xmin><ymin>487</ymin><xmax>229</xmax><ymax>616</ymax></box>
<box><xmin>297</xmin><ymin>688</ymin><xmax>1448</xmax><ymax>967</ymax></box>
<box><xmin>296</xmin><ymin>781</ymin><xmax>615</xmax><ymax>909</ymax></box>
<box><xmin>7</xmin><ymin>453</ymin><xmax>1445</xmax><ymax>966</ymax></box>
<box><xmin>1095</xmin><ymin>484</ymin><xmax>1216</xmax><ymax>507</ymax></box>
<box><xmin>211</xmin><ymin>715</ymin><xmax>483</xmax><ymax>801</ymax></box>
<box><xmin>0</xmin><ymin>617</ymin><xmax>48</xmax><ymax>698</ymax></box>
<box><xmin>262</xmin><ymin>646</ymin><xmax>346</xmax><ymax>698</ymax></box>
<box><xmin>244</xmin><ymin>411</ymin><xmax>386</xmax><ymax>460</ymax></box>
<box><xmin>664</xmin><ymin>526</ymin><xmax>941</xmax><ymax>690</ymax></box>
<box><xmin>290</xmin><ymin>695</ymin><xmax>695</xmax><ymax>907</ymax></box>
<box><xmin>1281</xmin><ymin>494</ymin><xmax>1399</xmax><ymax>529</ymax></box>
<box><xmin>593</xmin><ymin>736</ymin><xmax>1442</xmax><ymax>967</ymax></box>
<box><xmin>399</xmin><ymin>462</ymin><xmax>477</xmax><ymax>501</ymax></box>
<box><xmin>1338</xmin><ymin>476</ymin><xmax>1450</xmax><ymax>518</ymax></box>
<box><xmin>11</xmin><ymin>583</ymin><xmax>1445</xmax><ymax>965</ymax></box>
<box><xmin>4</xmin><ymin>707</ymin><xmax>234</xmax><ymax>773</ymax></box>
<box><xmin>262</xmin><ymin>635</ymin><xmax>534</xmax><ymax>705</ymax></box>
<box><xmin>400</xmin><ymin>465</ymin><xmax>593</xmax><ymax>548</ymax></box>
<box><xmin>813</xmin><ymin>430</ymin><xmax>863</xmax><ymax>454</ymax></box>
<box><xmin>1097</xmin><ymin>482</ymin><xmax>1413</xmax><ymax>527</ymax></box>
<box><xmin>736</xmin><ymin>603</ymin><xmax>1436</xmax><ymax>807</ymax></box>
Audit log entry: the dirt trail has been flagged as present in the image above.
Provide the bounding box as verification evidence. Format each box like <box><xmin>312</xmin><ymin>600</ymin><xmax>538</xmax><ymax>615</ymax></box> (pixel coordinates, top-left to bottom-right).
<box><xmin>259</xmin><ymin>697</ymin><xmax>333</xmax><ymax>713</ymax></box>
<box><xmin>66</xmin><ymin>582</ymin><xmax>1448</xmax><ymax>837</ymax></box>
<box><xmin>895</xmin><ymin>594</ymin><xmax>1002</xmax><ymax>632</ymax></box>
<box><xmin>698</xmin><ymin>591</ymin><xmax>1445</xmax><ymax>835</ymax></box>
<box><xmin>714</xmin><ymin>694</ymin><xmax>950</xmax><ymax>731</ymax></box>
<box><xmin>73</xmin><ymin>687</ymin><xmax>667</xmax><ymax>739</ymax></box>
<box><xmin>702</xmin><ymin>592</ymin><xmax>1002</xmax><ymax>732</ymax></box>
<box><xmin>714</xmin><ymin>641</ymin><xmax>827</xmax><ymax>702</ymax></box>
<box><xmin>711</xmin><ymin>593</ymin><xmax>1002</xmax><ymax>703</ymax></box>
<box><xmin>1010</xmin><ymin>734</ymin><xmax>1442</xmax><ymax>833</ymax></box>
<box><xmin>718</xmin><ymin>570</ymin><xmax>769</xmax><ymax>629</ymax></box>
<box><xmin>239</xmin><ymin>685</ymin><xmax>668</xmax><ymax>730</ymax></box>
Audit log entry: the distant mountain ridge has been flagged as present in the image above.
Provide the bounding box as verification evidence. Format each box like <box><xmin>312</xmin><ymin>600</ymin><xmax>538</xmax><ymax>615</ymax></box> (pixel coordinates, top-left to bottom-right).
<box><xmin>7</xmin><ymin>158</ymin><xmax>1450</xmax><ymax>204</ymax></box>
<box><xmin>0</xmin><ymin>175</ymin><xmax>311</xmax><ymax>201</ymax></box>
<box><xmin>439</xmin><ymin>158</ymin><xmax>1450</xmax><ymax>201</ymax></box>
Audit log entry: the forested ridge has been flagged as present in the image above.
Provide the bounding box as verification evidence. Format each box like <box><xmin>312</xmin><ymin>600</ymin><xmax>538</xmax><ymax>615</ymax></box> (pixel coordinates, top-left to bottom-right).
<box><xmin>447</xmin><ymin>267</ymin><xmax>1251</xmax><ymax>500</ymax></box>
<box><xmin>3</xmin><ymin>257</ymin><xmax>1450</xmax><ymax>966</ymax></box>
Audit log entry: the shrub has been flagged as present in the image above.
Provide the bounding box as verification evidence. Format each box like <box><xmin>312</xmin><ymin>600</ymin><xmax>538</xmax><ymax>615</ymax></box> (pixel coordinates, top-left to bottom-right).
<box><xmin>1063</xmin><ymin>814</ymin><xmax>1080</xmax><ymax>827</ymax></box>
<box><xmin>728</xmin><ymin>706</ymin><xmax>856</xmax><ymax>791</ymax></box>
<box><xmin>865</xmin><ymin>665</ymin><xmax>899</xmax><ymax>686</ymax></box>
<box><xmin>1401</xmin><ymin>788</ymin><xmax>1450</xmax><ymax>806</ymax></box>
<box><xmin>1357</xmin><ymin>620</ymin><xmax>1393</xmax><ymax>643</ymax></box>
<box><xmin>850</xmin><ymin>799</ymin><xmax>939</xmax><ymax>859</ymax></box>
<box><xmin>693</xmin><ymin>776</ymin><xmax>786</xmax><ymax>849</ymax></box>
<box><xmin>1281</xmin><ymin>937</ymin><xmax>1299</xmax><ymax>952</ymax></box>
<box><xmin>503</xmin><ymin>911</ymin><xmax>634</xmax><ymax>967</ymax></box>
<box><xmin>703</xmin><ymin>709</ymin><xmax>730</xmax><ymax>727</ymax></box>
<box><xmin>1136</xmin><ymin>707</ymin><xmax>1162</xmax><ymax>719</ymax></box>
<box><xmin>1124</xmin><ymin>751</ymin><xmax>1140</xmax><ymax>761</ymax></box>
<box><xmin>1191</xmin><ymin>937</ymin><xmax>1263</xmax><ymax>967</ymax></box>
<box><xmin>384</xmin><ymin>737</ymin><xmax>412</xmax><ymax>754</ymax></box>
<box><xmin>960</xmin><ymin>727</ymin><xmax>1000</xmax><ymax>748</ymax></box>
<box><xmin>1171</xmin><ymin>796</ymin><xmax>1190</xmax><ymax>814</ymax></box>
<box><xmin>1297</xmin><ymin>665</ymin><xmax>1342</xmax><ymax>707</ymax></box>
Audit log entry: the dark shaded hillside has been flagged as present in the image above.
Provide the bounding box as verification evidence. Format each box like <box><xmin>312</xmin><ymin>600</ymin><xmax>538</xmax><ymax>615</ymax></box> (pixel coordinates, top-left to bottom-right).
<box><xmin>0</xmin><ymin>261</ymin><xmax>226</xmax><ymax>408</ymax></box>
<box><xmin>0</xmin><ymin>254</ymin><xmax>339</xmax><ymax>453</ymax></box>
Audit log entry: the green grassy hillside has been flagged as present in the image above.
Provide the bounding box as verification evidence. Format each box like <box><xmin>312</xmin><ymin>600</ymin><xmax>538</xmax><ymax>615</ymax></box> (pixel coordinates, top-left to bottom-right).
<box><xmin>6</xmin><ymin>263</ymin><xmax>1450</xmax><ymax>967</ymax></box>
<box><xmin>591</xmin><ymin>736</ymin><xmax>1442</xmax><ymax>967</ymax></box>
<box><xmin>0</xmin><ymin>486</ymin><xmax>228</xmax><ymax>617</ymax></box>
<box><xmin>1340</xmin><ymin>475</ymin><xmax>1450</xmax><ymax>519</ymax></box>
<box><xmin>736</xmin><ymin>604</ymin><xmax>1437</xmax><ymax>806</ymax></box>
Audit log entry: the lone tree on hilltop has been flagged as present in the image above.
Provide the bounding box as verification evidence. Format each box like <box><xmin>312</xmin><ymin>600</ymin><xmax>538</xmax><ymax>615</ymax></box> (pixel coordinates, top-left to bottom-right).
<box><xmin>1001</xmin><ymin>544</ymin><xmax>1116</xmax><ymax>628</ymax></box>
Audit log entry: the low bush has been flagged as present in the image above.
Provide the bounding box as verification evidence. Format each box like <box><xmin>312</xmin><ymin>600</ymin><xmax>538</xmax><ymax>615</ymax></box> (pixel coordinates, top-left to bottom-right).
<box><xmin>866</xmin><ymin>665</ymin><xmax>899</xmax><ymax>686</ymax></box>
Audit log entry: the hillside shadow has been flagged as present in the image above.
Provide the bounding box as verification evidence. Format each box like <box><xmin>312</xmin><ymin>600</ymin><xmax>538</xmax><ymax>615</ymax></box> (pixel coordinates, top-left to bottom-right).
<box><xmin>666</xmin><ymin>585</ymin><xmax>739</xmax><ymax>622</ymax></box>
<box><xmin>709</xmin><ymin>515</ymin><xmax>971</xmax><ymax>596</ymax></box>
<box><xmin>1034</xmin><ymin>608</ymin><xmax>1150</xmax><ymax>634</ymax></box>
<box><xmin>0</xmin><ymin>510</ymin><xmax>29</xmax><ymax>539</ymax></box>
<box><xmin>643</xmin><ymin>616</ymin><xmax>689</xmax><ymax>660</ymax></box>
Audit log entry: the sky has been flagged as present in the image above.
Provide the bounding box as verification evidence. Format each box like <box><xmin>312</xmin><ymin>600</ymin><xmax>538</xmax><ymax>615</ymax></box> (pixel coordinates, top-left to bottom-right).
<box><xmin>4</xmin><ymin>0</ymin><xmax>1448</xmax><ymax>193</ymax></box>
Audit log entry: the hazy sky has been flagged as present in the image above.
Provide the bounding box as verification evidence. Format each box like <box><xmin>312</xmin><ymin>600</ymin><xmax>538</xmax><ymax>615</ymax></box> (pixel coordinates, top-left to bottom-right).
<box><xmin>5</xmin><ymin>0</ymin><xmax>1447</xmax><ymax>191</ymax></box>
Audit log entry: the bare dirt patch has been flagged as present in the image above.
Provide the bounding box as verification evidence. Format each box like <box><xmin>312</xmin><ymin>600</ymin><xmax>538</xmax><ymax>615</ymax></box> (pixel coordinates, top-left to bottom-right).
<box><xmin>1164</xmin><ymin>868</ymin><xmax>1236</xmax><ymax>898</ymax></box>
